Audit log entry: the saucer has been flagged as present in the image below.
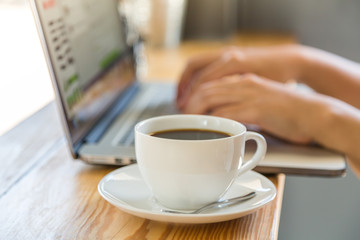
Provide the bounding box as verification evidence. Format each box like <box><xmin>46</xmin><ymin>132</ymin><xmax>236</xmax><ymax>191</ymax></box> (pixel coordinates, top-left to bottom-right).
<box><xmin>98</xmin><ymin>164</ymin><xmax>277</xmax><ymax>224</ymax></box>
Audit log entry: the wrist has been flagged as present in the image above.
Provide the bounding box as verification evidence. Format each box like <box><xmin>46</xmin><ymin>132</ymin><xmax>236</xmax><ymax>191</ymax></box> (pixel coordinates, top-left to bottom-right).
<box><xmin>304</xmin><ymin>96</ymin><xmax>334</xmax><ymax>143</ymax></box>
<box><xmin>287</xmin><ymin>92</ymin><xmax>327</xmax><ymax>142</ymax></box>
<box><xmin>304</xmin><ymin>94</ymin><xmax>360</xmax><ymax>155</ymax></box>
<box><xmin>262</xmin><ymin>44</ymin><xmax>307</xmax><ymax>83</ymax></box>
<box><xmin>295</xmin><ymin>45</ymin><xmax>332</xmax><ymax>86</ymax></box>
<box><xmin>290</xmin><ymin>45</ymin><xmax>310</xmax><ymax>82</ymax></box>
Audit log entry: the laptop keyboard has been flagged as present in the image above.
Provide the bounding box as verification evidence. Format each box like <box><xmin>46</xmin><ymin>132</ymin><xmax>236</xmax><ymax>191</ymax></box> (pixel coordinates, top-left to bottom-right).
<box><xmin>116</xmin><ymin>83</ymin><xmax>178</xmax><ymax>146</ymax></box>
<box><xmin>120</xmin><ymin>102</ymin><xmax>177</xmax><ymax>145</ymax></box>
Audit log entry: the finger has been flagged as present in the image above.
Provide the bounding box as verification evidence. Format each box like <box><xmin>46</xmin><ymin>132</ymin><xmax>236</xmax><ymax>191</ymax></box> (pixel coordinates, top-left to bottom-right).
<box><xmin>178</xmin><ymin>52</ymin><xmax>247</xmax><ymax>108</ymax></box>
<box><xmin>177</xmin><ymin>52</ymin><xmax>222</xmax><ymax>102</ymax></box>
<box><xmin>182</xmin><ymin>89</ymin><xmax>240</xmax><ymax>114</ymax></box>
<box><xmin>181</xmin><ymin>80</ymin><xmax>246</xmax><ymax>114</ymax></box>
<box><xmin>177</xmin><ymin>46</ymin><xmax>241</xmax><ymax>96</ymax></box>
<box><xmin>180</xmin><ymin>73</ymin><xmax>262</xmax><ymax>111</ymax></box>
<box><xmin>193</xmin><ymin>50</ymin><xmax>247</xmax><ymax>88</ymax></box>
<box><xmin>212</xmin><ymin>100</ymin><xmax>311</xmax><ymax>144</ymax></box>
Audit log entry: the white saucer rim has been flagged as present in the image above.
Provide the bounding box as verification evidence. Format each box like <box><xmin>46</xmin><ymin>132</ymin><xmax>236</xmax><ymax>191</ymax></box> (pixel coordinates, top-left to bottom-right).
<box><xmin>98</xmin><ymin>164</ymin><xmax>277</xmax><ymax>223</ymax></box>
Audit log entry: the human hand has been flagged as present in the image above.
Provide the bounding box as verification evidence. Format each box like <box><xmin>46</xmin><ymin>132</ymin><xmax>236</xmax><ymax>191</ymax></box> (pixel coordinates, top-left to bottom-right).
<box><xmin>182</xmin><ymin>73</ymin><xmax>319</xmax><ymax>144</ymax></box>
<box><xmin>177</xmin><ymin>45</ymin><xmax>303</xmax><ymax>109</ymax></box>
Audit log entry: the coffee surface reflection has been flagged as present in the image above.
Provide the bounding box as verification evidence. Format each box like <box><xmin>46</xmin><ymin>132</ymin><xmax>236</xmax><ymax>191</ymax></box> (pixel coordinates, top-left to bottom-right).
<box><xmin>150</xmin><ymin>129</ymin><xmax>231</xmax><ymax>140</ymax></box>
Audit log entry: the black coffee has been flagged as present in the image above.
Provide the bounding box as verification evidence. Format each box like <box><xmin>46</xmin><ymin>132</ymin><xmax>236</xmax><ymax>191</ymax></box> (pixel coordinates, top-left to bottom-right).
<box><xmin>150</xmin><ymin>129</ymin><xmax>231</xmax><ymax>140</ymax></box>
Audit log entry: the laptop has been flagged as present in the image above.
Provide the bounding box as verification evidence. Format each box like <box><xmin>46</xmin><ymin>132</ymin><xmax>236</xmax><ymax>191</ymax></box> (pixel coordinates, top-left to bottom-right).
<box><xmin>30</xmin><ymin>0</ymin><xmax>346</xmax><ymax>177</ymax></box>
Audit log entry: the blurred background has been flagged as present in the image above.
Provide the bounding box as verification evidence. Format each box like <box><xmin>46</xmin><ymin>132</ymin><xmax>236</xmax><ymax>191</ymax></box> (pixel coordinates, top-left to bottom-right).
<box><xmin>184</xmin><ymin>0</ymin><xmax>360</xmax><ymax>62</ymax></box>
<box><xmin>2</xmin><ymin>0</ymin><xmax>360</xmax><ymax>135</ymax></box>
<box><xmin>1</xmin><ymin>1</ymin><xmax>360</xmax><ymax>239</ymax></box>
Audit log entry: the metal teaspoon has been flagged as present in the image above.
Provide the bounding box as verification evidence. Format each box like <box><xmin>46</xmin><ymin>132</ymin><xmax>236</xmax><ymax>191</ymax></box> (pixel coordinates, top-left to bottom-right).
<box><xmin>160</xmin><ymin>191</ymin><xmax>256</xmax><ymax>214</ymax></box>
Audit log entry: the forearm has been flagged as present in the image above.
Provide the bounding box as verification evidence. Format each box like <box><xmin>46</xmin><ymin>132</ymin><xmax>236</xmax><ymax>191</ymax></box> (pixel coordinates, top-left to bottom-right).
<box><xmin>297</xmin><ymin>46</ymin><xmax>360</xmax><ymax>109</ymax></box>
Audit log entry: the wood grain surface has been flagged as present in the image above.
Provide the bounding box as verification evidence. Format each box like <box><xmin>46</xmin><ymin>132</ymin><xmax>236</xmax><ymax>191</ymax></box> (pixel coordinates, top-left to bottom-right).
<box><xmin>0</xmin><ymin>33</ymin><xmax>292</xmax><ymax>239</ymax></box>
<box><xmin>0</xmin><ymin>137</ymin><xmax>284</xmax><ymax>239</ymax></box>
<box><xmin>0</xmin><ymin>103</ymin><xmax>63</xmax><ymax>198</ymax></box>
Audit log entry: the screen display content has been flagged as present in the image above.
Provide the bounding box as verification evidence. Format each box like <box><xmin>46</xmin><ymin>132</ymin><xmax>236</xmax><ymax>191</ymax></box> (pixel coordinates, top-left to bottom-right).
<box><xmin>36</xmin><ymin>0</ymin><xmax>135</xmax><ymax>143</ymax></box>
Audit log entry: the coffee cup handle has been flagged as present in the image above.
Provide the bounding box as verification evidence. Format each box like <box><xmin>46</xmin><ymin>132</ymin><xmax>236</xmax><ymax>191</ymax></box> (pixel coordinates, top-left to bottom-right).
<box><xmin>238</xmin><ymin>131</ymin><xmax>267</xmax><ymax>175</ymax></box>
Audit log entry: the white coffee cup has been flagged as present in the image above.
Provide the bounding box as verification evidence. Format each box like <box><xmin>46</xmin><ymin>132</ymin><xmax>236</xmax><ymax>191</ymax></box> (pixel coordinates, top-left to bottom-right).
<box><xmin>134</xmin><ymin>114</ymin><xmax>266</xmax><ymax>210</ymax></box>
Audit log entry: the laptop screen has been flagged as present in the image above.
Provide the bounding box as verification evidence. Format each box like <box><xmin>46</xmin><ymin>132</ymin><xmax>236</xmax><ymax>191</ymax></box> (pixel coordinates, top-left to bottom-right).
<box><xmin>33</xmin><ymin>0</ymin><xmax>136</xmax><ymax>145</ymax></box>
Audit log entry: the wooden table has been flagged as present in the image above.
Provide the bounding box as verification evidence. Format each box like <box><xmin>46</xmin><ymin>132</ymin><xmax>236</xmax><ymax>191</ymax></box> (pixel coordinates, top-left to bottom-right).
<box><xmin>0</xmin><ymin>33</ymin><xmax>291</xmax><ymax>239</ymax></box>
